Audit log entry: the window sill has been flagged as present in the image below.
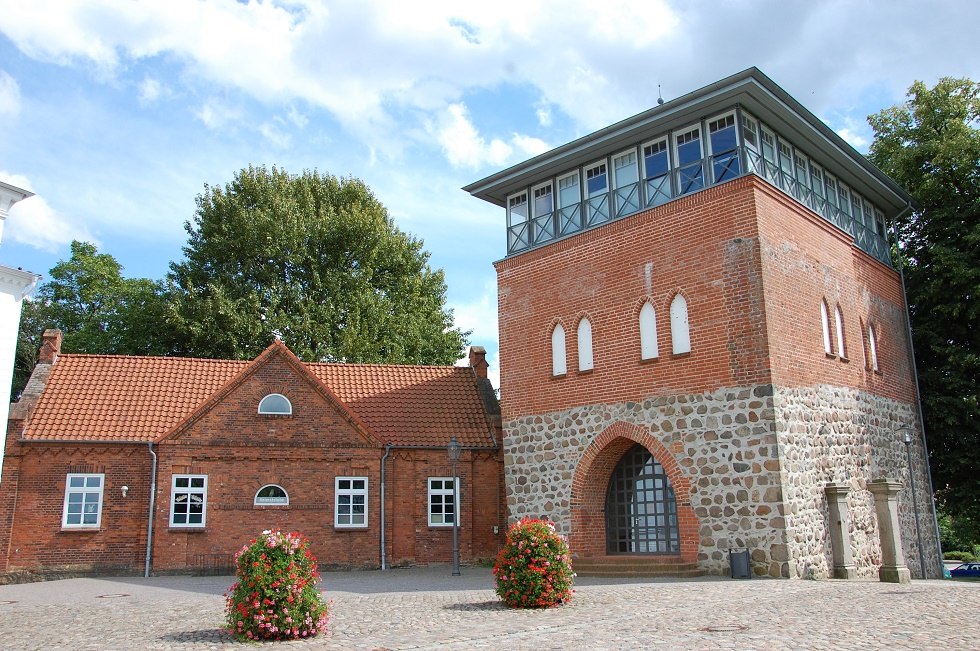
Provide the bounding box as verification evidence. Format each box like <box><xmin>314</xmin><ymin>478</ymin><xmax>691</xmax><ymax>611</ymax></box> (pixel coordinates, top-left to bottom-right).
<box><xmin>60</xmin><ymin>526</ymin><xmax>102</xmax><ymax>533</ymax></box>
<box><xmin>334</xmin><ymin>525</ymin><xmax>369</xmax><ymax>531</ymax></box>
<box><xmin>577</xmin><ymin>368</ymin><xmax>594</xmax><ymax>375</ymax></box>
<box><xmin>253</xmin><ymin>504</ymin><xmax>290</xmax><ymax>509</ymax></box>
<box><xmin>825</xmin><ymin>352</ymin><xmax>837</xmax><ymax>359</ymax></box>
<box><xmin>428</xmin><ymin>524</ymin><xmax>459</xmax><ymax>529</ymax></box>
<box><xmin>639</xmin><ymin>356</ymin><xmax>659</xmax><ymax>364</ymax></box>
<box><xmin>671</xmin><ymin>351</ymin><xmax>691</xmax><ymax>359</ymax></box>
<box><xmin>168</xmin><ymin>526</ymin><xmax>208</xmax><ymax>533</ymax></box>
<box><xmin>550</xmin><ymin>373</ymin><xmax>567</xmax><ymax>380</ymax></box>
<box><xmin>839</xmin><ymin>355</ymin><xmax>849</xmax><ymax>363</ymax></box>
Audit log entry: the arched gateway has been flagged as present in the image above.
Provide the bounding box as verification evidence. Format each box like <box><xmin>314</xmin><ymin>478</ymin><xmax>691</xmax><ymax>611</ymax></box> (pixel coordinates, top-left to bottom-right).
<box><xmin>606</xmin><ymin>444</ymin><xmax>679</xmax><ymax>553</ymax></box>
<box><xmin>570</xmin><ymin>422</ymin><xmax>697</xmax><ymax>561</ymax></box>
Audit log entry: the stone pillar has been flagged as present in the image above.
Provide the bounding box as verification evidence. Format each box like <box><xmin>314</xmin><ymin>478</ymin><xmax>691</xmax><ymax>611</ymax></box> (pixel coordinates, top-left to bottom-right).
<box><xmin>868</xmin><ymin>478</ymin><xmax>911</xmax><ymax>584</ymax></box>
<box><xmin>824</xmin><ymin>482</ymin><xmax>856</xmax><ymax>579</ymax></box>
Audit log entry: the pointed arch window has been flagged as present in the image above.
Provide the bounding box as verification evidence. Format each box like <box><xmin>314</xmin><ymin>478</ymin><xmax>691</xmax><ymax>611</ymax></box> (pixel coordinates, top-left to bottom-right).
<box><xmin>258</xmin><ymin>393</ymin><xmax>292</xmax><ymax>415</ymax></box>
<box><xmin>867</xmin><ymin>324</ymin><xmax>879</xmax><ymax>372</ymax></box>
<box><xmin>834</xmin><ymin>306</ymin><xmax>847</xmax><ymax>359</ymax></box>
<box><xmin>639</xmin><ymin>302</ymin><xmax>659</xmax><ymax>360</ymax></box>
<box><xmin>670</xmin><ymin>294</ymin><xmax>690</xmax><ymax>355</ymax></box>
<box><xmin>577</xmin><ymin>318</ymin><xmax>594</xmax><ymax>371</ymax></box>
<box><xmin>551</xmin><ymin>323</ymin><xmax>567</xmax><ymax>377</ymax></box>
<box><xmin>821</xmin><ymin>301</ymin><xmax>833</xmax><ymax>355</ymax></box>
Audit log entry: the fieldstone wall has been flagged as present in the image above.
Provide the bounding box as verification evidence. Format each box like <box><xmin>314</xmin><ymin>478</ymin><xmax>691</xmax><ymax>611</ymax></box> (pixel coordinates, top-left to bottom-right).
<box><xmin>774</xmin><ymin>385</ymin><xmax>940</xmax><ymax>579</ymax></box>
<box><xmin>504</xmin><ymin>384</ymin><xmax>791</xmax><ymax>577</ymax></box>
<box><xmin>504</xmin><ymin>382</ymin><xmax>939</xmax><ymax>579</ymax></box>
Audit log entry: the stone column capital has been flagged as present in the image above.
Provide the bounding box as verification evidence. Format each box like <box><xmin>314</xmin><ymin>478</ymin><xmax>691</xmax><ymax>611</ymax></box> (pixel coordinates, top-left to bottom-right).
<box><xmin>824</xmin><ymin>482</ymin><xmax>851</xmax><ymax>497</ymax></box>
<box><xmin>868</xmin><ymin>478</ymin><xmax>903</xmax><ymax>495</ymax></box>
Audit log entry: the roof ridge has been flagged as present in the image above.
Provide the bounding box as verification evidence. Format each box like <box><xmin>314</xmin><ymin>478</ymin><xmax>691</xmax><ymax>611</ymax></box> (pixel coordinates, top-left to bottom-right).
<box><xmin>56</xmin><ymin>353</ymin><xmax>249</xmax><ymax>363</ymax></box>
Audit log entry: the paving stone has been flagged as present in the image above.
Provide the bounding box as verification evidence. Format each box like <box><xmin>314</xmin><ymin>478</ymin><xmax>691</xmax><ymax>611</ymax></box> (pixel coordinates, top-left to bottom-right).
<box><xmin>0</xmin><ymin>567</ymin><xmax>975</xmax><ymax>650</ymax></box>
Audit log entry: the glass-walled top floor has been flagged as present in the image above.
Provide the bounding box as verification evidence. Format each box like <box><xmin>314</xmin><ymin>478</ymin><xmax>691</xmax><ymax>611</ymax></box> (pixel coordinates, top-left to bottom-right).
<box><xmin>503</xmin><ymin>106</ymin><xmax>891</xmax><ymax>265</ymax></box>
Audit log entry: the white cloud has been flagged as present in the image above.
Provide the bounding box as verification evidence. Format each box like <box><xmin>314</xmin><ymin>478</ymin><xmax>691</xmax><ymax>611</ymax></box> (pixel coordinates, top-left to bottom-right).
<box><xmin>138</xmin><ymin>76</ymin><xmax>168</xmax><ymax>105</ymax></box>
<box><xmin>0</xmin><ymin>70</ymin><xmax>20</xmax><ymax>117</ymax></box>
<box><xmin>260</xmin><ymin>121</ymin><xmax>292</xmax><ymax>149</ymax></box>
<box><xmin>196</xmin><ymin>98</ymin><xmax>241</xmax><ymax>130</ymax></box>
<box><xmin>452</xmin><ymin>280</ymin><xmax>500</xmax><ymax>389</ymax></box>
<box><xmin>432</xmin><ymin>103</ymin><xmax>550</xmax><ymax>169</ymax></box>
<box><xmin>0</xmin><ymin>172</ymin><xmax>96</xmax><ymax>253</ymax></box>
<box><xmin>836</xmin><ymin>127</ymin><xmax>870</xmax><ymax>151</ymax></box>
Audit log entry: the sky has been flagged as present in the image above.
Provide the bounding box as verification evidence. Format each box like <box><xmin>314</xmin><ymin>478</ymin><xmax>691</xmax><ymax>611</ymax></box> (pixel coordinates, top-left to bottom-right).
<box><xmin>1</xmin><ymin>0</ymin><xmax>979</xmax><ymax>388</ymax></box>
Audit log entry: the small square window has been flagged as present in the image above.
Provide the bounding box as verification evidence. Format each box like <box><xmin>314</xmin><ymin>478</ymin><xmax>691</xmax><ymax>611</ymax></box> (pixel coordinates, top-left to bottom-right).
<box><xmin>428</xmin><ymin>477</ymin><xmax>459</xmax><ymax>527</ymax></box>
<box><xmin>335</xmin><ymin>477</ymin><xmax>368</xmax><ymax>528</ymax></box>
<box><xmin>63</xmin><ymin>473</ymin><xmax>104</xmax><ymax>528</ymax></box>
<box><xmin>170</xmin><ymin>474</ymin><xmax>207</xmax><ymax>528</ymax></box>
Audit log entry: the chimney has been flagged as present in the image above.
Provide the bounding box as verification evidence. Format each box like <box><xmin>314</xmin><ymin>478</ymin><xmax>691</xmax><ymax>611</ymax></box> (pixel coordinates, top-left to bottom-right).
<box><xmin>39</xmin><ymin>329</ymin><xmax>62</xmax><ymax>365</ymax></box>
<box><xmin>468</xmin><ymin>345</ymin><xmax>488</xmax><ymax>379</ymax></box>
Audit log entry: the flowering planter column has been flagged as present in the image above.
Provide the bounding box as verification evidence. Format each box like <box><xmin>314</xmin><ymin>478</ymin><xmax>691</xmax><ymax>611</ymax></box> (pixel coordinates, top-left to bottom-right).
<box><xmin>868</xmin><ymin>478</ymin><xmax>911</xmax><ymax>584</ymax></box>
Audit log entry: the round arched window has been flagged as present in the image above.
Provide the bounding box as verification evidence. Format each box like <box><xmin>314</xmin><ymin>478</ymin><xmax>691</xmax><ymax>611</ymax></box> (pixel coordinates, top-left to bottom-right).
<box><xmin>254</xmin><ymin>484</ymin><xmax>289</xmax><ymax>506</ymax></box>
<box><xmin>258</xmin><ymin>393</ymin><xmax>292</xmax><ymax>415</ymax></box>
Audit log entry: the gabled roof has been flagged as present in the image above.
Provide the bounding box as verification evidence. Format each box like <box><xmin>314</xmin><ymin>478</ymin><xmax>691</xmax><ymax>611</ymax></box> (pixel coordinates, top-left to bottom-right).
<box><xmin>162</xmin><ymin>340</ymin><xmax>380</xmax><ymax>446</ymax></box>
<box><xmin>19</xmin><ymin>347</ymin><xmax>496</xmax><ymax>448</ymax></box>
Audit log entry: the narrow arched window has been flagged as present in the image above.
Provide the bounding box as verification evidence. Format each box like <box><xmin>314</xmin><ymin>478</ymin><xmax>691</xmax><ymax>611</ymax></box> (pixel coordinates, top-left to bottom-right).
<box><xmin>254</xmin><ymin>484</ymin><xmax>289</xmax><ymax>506</ymax></box>
<box><xmin>834</xmin><ymin>306</ymin><xmax>847</xmax><ymax>359</ymax></box>
<box><xmin>868</xmin><ymin>325</ymin><xmax>879</xmax><ymax>372</ymax></box>
<box><xmin>670</xmin><ymin>294</ymin><xmax>690</xmax><ymax>355</ymax></box>
<box><xmin>258</xmin><ymin>393</ymin><xmax>292</xmax><ymax>415</ymax></box>
<box><xmin>821</xmin><ymin>301</ymin><xmax>833</xmax><ymax>355</ymax></box>
<box><xmin>551</xmin><ymin>324</ymin><xmax>567</xmax><ymax>376</ymax></box>
<box><xmin>639</xmin><ymin>302</ymin><xmax>659</xmax><ymax>360</ymax></box>
<box><xmin>577</xmin><ymin>318</ymin><xmax>594</xmax><ymax>371</ymax></box>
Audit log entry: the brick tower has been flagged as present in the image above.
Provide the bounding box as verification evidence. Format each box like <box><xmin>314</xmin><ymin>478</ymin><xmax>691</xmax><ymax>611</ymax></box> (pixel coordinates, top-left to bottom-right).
<box><xmin>465</xmin><ymin>68</ymin><xmax>940</xmax><ymax>579</ymax></box>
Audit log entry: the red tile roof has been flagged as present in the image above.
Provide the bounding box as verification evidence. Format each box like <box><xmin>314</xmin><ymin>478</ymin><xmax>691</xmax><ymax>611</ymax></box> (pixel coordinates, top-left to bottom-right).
<box><xmin>20</xmin><ymin>349</ymin><xmax>496</xmax><ymax>448</ymax></box>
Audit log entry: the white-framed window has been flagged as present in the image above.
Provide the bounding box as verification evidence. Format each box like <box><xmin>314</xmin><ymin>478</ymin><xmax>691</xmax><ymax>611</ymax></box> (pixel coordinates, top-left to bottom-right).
<box><xmin>551</xmin><ymin>323</ymin><xmax>567</xmax><ymax>376</ymax></box>
<box><xmin>585</xmin><ymin>161</ymin><xmax>608</xmax><ymax>197</ymax></box>
<box><xmin>707</xmin><ymin>112</ymin><xmax>739</xmax><ymax>182</ymax></box>
<box><xmin>62</xmin><ymin>473</ymin><xmax>104</xmax><ymax>528</ymax></box>
<box><xmin>674</xmin><ymin>125</ymin><xmax>704</xmax><ymax>194</ymax></box>
<box><xmin>837</xmin><ymin>182</ymin><xmax>852</xmax><ymax>219</ymax></box>
<box><xmin>809</xmin><ymin>161</ymin><xmax>825</xmax><ymax>200</ymax></box>
<box><xmin>557</xmin><ymin>172</ymin><xmax>580</xmax><ymax>210</ymax></box>
<box><xmin>428</xmin><ymin>477</ymin><xmax>459</xmax><ymax>527</ymax></box>
<box><xmin>642</xmin><ymin>137</ymin><xmax>671</xmax><ymax>207</ymax></box>
<box><xmin>335</xmin><ymin>477</ymin><xmax>368</xmax><ymax>528</ymax></box>
<box><xmin>532</xmin><ymin>181</ymin><xmax>554</xmax><ymax>218</ymax></box>
<box><xmin>825</xmin><ymin>172</ymin><xmax>839</xmax><ymax>209</ymax></box>
<box><xmin>613</xmin><ymin>149</ymin><xmax>639</xmax><ymax>187</ymax></box>
<box><xmin>777</xmin><ymin>141</ymin><xmax>794</xmax><ymax>178</ymax></box>
<box><xmin>639</xmin><ymin>302</ymin><xmax>659</xmax><ymax>360</ymax></box>
<box><xmin>740</xmin><ymin>113</ymin><xmax>759</xmax><ymax>151</ymax></box>
<box><xmin>834</xmin><ymin>306</ymin><xmax>847</xmax><ymax>359</ymax></box>
<box><xmin>170</xmin><ymin>475</ymin><xmax>207</xmax><ymax>528</ymax></box>
<box><xmin>258</xmin><ymin>393</ymin><xmax>292</xmax><ymax>415</ymax></box>
<box><xmin>821</xmin><ymin>300</ymin><xmax>833</xmax><ymax>355</ymax></box>
<box><xmin>867</xmin><ymin>325</ymin><xmax>880</xmax><ymax>372</ymax></box>
<box><xmin>577</xmin><ymin>317</ymin><xmax>594</xmax><ymax>372</ymax></box>
<box><xmin>670</xmin><ymin>294</ymin><xmax>691</xmax><ymax>355</ymax></box>
<box><xmin>507</xmin><ymin>191</ymin><xmax>529</xmax><ymax>226</ymax></box>
<box><xmin>874</xmin><ymin>208</ymin><xmax>887</xmax><ymax>237</ymax></box>
<box><xmin>254</xmin><ymin>484</ymin><xmax>289</xmax><ymax>506</ymax></box>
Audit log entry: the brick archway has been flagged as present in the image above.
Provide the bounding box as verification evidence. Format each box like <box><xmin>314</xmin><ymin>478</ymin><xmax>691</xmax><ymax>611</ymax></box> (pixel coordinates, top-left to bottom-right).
<box><xmin>569</xmin><ymin>421</ymin><xmax>698</xmax><ymax>561</ymax></box>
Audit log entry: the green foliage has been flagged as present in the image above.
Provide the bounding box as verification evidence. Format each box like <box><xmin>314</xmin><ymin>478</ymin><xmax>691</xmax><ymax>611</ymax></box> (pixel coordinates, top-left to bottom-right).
<box><xmin>943</xmin><ymin>550</ymin><xmax>976</xmax><ymax>562</ymax></box>
<box><xmin>225</xmin><ymin>530</ymin><xmax>329</xmax><ymax>641</ymax></box>
<box><xmin>868</xmin><ymin>78</ymin><xmax>980</xmax><ymax>534</ymax></box>
<box><xmin>13</xmin><ymin>241</ymin><xmax>172</xmax><ymax>399</ymax></box>
<box><xmin>493</xmin><ymin>518</ymin><xmax>574</xmax><ymax>608</ymax></box>
<box><xmin>167</xmin><ymin>165</ymin><xmax>468</xmax><ymax>364</ymax></box>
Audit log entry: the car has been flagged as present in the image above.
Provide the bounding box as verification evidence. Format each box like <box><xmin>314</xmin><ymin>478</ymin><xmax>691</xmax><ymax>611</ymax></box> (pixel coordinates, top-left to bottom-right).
<box><xmin>950</xmin><ymin>562</ymin><xmax>980</xmax><ymax>578</ymax></box>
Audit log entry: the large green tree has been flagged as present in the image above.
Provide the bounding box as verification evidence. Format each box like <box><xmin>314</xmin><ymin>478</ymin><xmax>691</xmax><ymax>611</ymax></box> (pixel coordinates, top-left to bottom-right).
<box><xmin>868</xmin><ymin>78</ymin><xmax>980</xmax><ymax>537</ymax></box>
<box><xmin>13</xmin><ymin>240</ymin><xmax>172</xmax><ymax>398</ymax></box>
<box><xmin>167</xmin><ymin>166</ymin><xmax>468</xmax><ymax>364</ymax></box>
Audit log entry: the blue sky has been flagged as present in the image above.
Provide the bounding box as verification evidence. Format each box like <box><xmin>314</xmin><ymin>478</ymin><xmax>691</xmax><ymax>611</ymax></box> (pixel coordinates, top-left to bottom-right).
<box><xmin>2</xmin><ymin>0</ymin><xmax>979</xmax><ymax>387</ymax></box>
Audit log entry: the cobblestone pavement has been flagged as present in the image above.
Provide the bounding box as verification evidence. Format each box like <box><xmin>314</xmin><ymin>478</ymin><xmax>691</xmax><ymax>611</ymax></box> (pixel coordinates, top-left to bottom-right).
<box><xmin>0</xmin><ymin>567</ymin><xmax>976</xmax><ymax>650</ymax></box>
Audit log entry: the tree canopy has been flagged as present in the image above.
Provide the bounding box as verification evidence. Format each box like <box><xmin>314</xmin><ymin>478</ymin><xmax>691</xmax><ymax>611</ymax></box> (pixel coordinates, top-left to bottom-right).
<box><xmin>14</xmin><ymin>240</ymin><xmax>171</xmax><ymax>398</ymax></box>
<box><xmin>167</xmin><ymin>166</ymin><xmax>468</xmax><ymax>364</ymax></box>
<box><xmin>868</xmin><ymin>77</ymin><xmax>980</xmax><ymax>538</ymax></box>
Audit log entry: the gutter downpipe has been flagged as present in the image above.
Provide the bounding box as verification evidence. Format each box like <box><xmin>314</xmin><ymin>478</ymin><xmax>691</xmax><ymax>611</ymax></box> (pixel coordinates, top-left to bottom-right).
<box><xmin>380</xmin><ymin>444</ymin><xmax>392</xmax><ymax>571</ymax></box>
<box><xmin>892</xmin><ymin>203</ymin><xmax>944</xmax><ymax>577</ymax></box>
<box><xmin>144</xmin><ymin>442</ymin><xmax>158</xmax><ymax>578</ymax></box>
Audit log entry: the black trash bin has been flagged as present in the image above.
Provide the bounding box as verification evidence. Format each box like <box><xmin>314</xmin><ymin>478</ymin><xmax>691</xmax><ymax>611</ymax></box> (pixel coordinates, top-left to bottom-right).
<box><xmin>729</xmin><ymin>548</ymin><xmax>751</xmax><ymax>579</ymax></box>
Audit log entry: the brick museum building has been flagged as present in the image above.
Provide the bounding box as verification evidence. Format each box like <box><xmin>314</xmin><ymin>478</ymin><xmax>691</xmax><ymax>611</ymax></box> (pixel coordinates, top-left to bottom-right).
<box><xmin>465</xmin><ymin>67</ymin><xmax>939</xmax><ymax>579</ymax></box>
<box><xmin>1</xmin><ymin>68</ymin><xmax>938</xmax><ymax>581</ymax></box>
<box><xmin>0</xmin><ymin>334</ymin><xmax>503</xmax><ymax>578</ymax></box>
